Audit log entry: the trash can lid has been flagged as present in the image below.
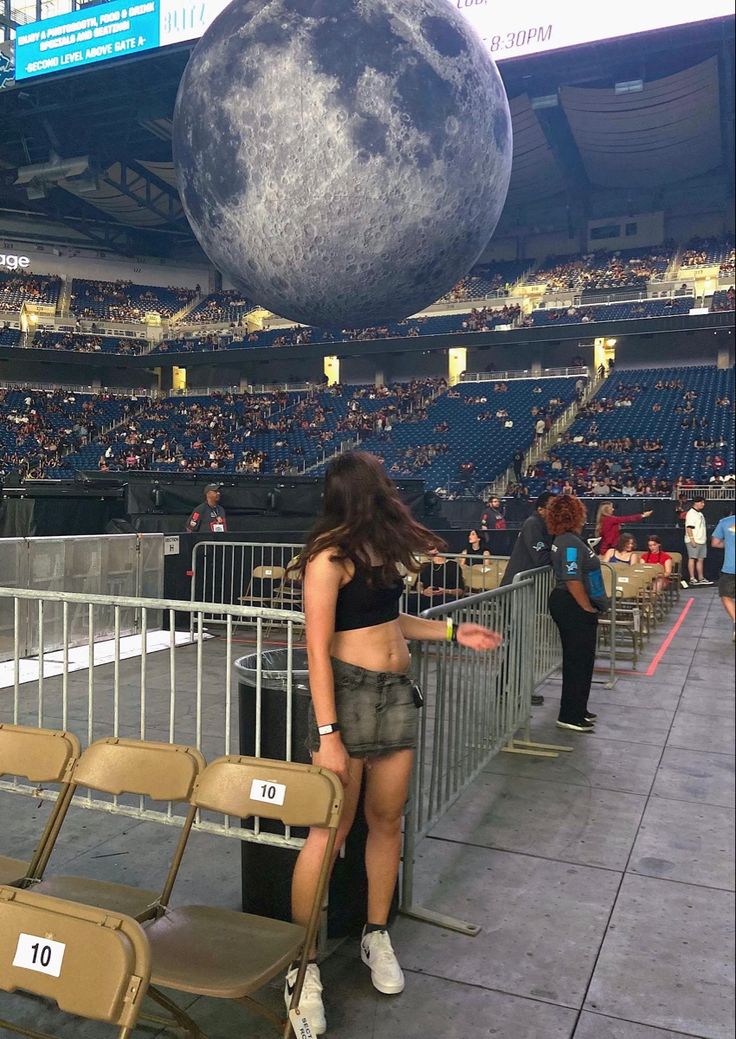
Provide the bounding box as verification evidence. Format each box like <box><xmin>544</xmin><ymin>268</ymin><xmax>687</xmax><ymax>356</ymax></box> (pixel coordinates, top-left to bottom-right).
<box><xmin>234</xmin><ymin>648</ymin><xmax>310</xmax><ymax>691</ymax></box>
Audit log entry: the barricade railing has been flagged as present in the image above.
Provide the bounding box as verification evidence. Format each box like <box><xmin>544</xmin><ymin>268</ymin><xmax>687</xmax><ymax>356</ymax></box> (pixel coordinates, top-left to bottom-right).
<box><xmin>512</xmin><ymin>564</ymin><xmax>617</xmax><ymax>688</ymax></box>
<box><xmin>190</xmin><ymin>540</ymin><xmax>305</xmax><ymax>628</ymax></box>
<box><xmin>0</xmin><ymin>585</ymin><xmax>306</xmax><ymax>852</ymax></box>
<box><xmin>1</xmin><ymin>569</ymin><xmax>582</xmax><ymax>939</ymax></box>
<box><xmin>189</xmin><ymin>541</ymin><xmax>510</xmax><ymax>625</ymax></box>
<box><xmin>676</xmin><ymin>484</ymin><xmax>735</xmax><ymax>501</ymax></box>
<box><xmin>0</xmin><ymin>534</ymin><xmax>164</xmax><ymax>661</ymax></box>
<box><xmin>511</xmin><ymin>566</ymin><xmax>560</xmax><ymax>686</ymax></box>
<box><xmin>400</xmin><ymin>580</ymin><xmax>573</xmax><ymax>935</ymax></box>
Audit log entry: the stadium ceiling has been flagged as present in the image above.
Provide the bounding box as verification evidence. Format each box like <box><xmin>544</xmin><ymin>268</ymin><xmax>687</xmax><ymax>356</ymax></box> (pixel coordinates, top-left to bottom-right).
<box><xmin>0</xmin><ymin>16</ymin><xmax>732</xmax><ymax>258</ymax></box>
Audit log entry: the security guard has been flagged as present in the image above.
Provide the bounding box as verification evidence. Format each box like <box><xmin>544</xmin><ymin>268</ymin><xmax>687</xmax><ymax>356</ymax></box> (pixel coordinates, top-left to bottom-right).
<box><xmin>186</xmin><ymin>483</ymin><xmax>228</xmax><ymax>533</ymax></box>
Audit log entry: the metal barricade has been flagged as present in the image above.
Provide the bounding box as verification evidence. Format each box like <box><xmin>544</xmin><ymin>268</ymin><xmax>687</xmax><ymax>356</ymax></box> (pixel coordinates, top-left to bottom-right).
<box><xmin>512</xmin><ymin>564</ymin><xmax>617</xmax><ymax>688</ymax></box>
<box><xmin>189</xmin><ymin>541</ymin><xmax>510</xmax><ymax>623</ymax></box>
<box><xmin>400</xmin><ymin>580</ymin><xmax>573</xmax><ymax>935</ymax></box>
<box><xmin>190</xmin><ymin>540</ymin><xmax>305</xmax><ymax>625</ymax></box>
<box><xmin>0</xmin><ymin>585</ymin><xmax>305</xmax><ymax>852</ymax></box>
<box><xmin>1</xmin><ymin>563</ymin><xmax>592</xmax><ymax>937</ymax></box>
<box><xmin>0</xmin><ymin>535</ymin><xmax>164</xmax><ymax>661</ymax></box>
<box><xmin>511</xmin><ymin>566</ymin><xmax>560</xmax><ymax>686</ymax></box>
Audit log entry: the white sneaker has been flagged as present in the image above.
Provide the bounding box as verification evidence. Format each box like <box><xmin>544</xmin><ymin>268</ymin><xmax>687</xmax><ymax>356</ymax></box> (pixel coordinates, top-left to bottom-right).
<box><xmin>360</xmin><ymin>928</ymin><xmax>405</xmax><ymax>994</ymax></box>
<box><xmin>284</xmin><ymin>962</ymin><xmax>326</xmax><ymax>1035</ymax></box>
<box><xmin>698</xmin><ymin>578</ymin><xmax>714</xmax><ymax>585</ymax></box>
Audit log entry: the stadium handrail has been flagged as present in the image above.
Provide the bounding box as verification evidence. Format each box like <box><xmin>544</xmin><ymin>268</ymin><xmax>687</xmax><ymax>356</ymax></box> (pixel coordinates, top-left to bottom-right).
<box><xmin>460</xmin><ymin>365</ymin><xmax>588</xmax><ymax>382</ymax></box>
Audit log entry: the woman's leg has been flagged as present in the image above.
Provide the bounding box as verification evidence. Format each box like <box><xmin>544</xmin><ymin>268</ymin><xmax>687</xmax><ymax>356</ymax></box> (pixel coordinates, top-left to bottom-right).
<box><xmin>578</xmin><ymin>615</ymin><xmax>598</xmax><ymax>715</ymax></box>
<box><xmin>550</xmin><ymin>592</ymin><xmax>596</xmax><ymax>723</ymax></box>
<box><xmin>290</xmin><ymin>753</ymin><xmax>364</xmax><ymax>949</ymax></box>
<box><xmin>549</xmin><ymin>590</ymin><xmax>578</xmax><ymax>722</ymax></box>
<box><xmin>363</xmin><ymin>748</ymin><xmax>414</xmax><ymax>925</ymax></box>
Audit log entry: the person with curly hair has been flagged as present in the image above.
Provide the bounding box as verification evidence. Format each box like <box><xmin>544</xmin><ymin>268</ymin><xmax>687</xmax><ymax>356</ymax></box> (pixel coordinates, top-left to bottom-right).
<box><xmin>547</xmin><ymin>495</ymin><xmax>609</xmax><ymax>733</ymax></box>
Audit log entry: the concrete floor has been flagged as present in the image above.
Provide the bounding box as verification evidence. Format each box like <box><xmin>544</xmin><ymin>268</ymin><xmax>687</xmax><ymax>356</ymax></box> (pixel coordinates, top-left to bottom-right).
<box><xmin>0</xmin><ymin>591</ymin><xmax>733</xmax><ymax>1039</ymax></box>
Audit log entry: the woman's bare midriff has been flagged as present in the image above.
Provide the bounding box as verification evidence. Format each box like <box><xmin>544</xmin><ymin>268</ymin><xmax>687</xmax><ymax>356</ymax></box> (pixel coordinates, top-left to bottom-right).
<box><xmin>330</xmin><ymin>619</ymin><xmax>411</xmax><ymax>673</ymax></box>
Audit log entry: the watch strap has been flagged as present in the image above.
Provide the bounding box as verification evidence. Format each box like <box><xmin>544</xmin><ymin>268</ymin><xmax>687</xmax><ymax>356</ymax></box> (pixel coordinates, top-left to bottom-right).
<box><xmin>317</xmin><ymin>722</ymin><xmax>341</xmax><ymax>736</ymax></box>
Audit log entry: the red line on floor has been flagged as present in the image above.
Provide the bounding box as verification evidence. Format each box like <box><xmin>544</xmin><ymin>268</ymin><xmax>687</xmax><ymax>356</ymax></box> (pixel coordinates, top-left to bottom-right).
<box><xmin>645</xmin><ymin>597</ymin><xmax>695</xmax><ymax>677</ymax></box>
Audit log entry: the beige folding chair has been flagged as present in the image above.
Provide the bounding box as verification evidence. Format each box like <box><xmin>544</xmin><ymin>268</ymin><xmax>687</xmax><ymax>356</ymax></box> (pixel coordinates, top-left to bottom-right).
<box><xmin>669</xmin><ymin>551</ymin><xmax>683</xmax><ymax>600</ymax></box>
<box><xmin>601</xmin><ymin>567</ymin><xmax>642</xmax><ymax>666</ymax></box>
<box><xmin>635</xmin><ymin>563</ymin><xmax>667</xmax><ymax>621</ymax></box>
<box><xmin>142</xmin><ymin>755</ymin><xmax>343</xmax><ymax>1039</ymax></box>
<box><xmin>613</xmin><ymin>566</ymin><xmax>655</xmax><ymax>638</ymax></box>
<box><xmin>241</xmin><ymin>565</ymin><xmax>287</xmax><ymax>610</ymax></box>
<box><xmin>275</xmin><ymin>556</ymin><xmax>303</xmax><ymax>610</ymax></box>
<box><xmin>30</xmin><ymin>737</ymin><xmax>205</xmax><ymax>922</ymax></box>
<box><xmin>0</xmin><ymin>724</ymin><xmax>80</xmax><ymax>888</ymax></box>
<box><xmin>0</xmin><ymin>884</ymin><xmax>150</xmax><ymax>1039</ymax></box>
<box><xmin>463</xmin><ymin>561</ymin><xmax>502</xmax><ymax>592</ymax></box>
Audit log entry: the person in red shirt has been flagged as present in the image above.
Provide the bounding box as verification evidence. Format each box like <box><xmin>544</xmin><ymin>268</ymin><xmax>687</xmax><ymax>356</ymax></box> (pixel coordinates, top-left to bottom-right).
<box><xmin>594</xmin><ymin>502</ymin><xmax>653</xmax><ymax>555</ymax></box>
<box><xmin>641</xmin><ymin>535</ymin><xmax>673</xmax><ymax>590</ymax></box>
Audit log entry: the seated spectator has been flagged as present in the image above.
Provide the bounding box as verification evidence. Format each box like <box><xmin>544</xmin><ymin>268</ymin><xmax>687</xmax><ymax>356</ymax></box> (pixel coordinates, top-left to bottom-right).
<box><xmin>418</xmin><ymin>548</ymin><xmax>464</xmax><ymax>611</ymax></box>
<box><xmin>458</xmin><ymin>529</ymin><xmax>491</xmax><ymax>565</ymax></box>
<box><xmin>591</xmin><ymin>477</ymin><xmax>613</xmax><ymax>496</ymax></box>
<box><xmin>603</xmin><ymin>534</ymin><xmax>640</xmax><ymax>566</ymax></box>
<box><xmin>641</xmin><ymin>535</ymin><xmax>673</xmax><ymax>589</ymax></box>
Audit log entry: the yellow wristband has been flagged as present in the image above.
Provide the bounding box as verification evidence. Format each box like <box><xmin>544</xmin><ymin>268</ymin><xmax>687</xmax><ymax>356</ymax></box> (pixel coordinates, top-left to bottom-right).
<box><xmin>446</xmin><ymin>618</ymin><xmax>454</xmax><ymax>642</ymax></box>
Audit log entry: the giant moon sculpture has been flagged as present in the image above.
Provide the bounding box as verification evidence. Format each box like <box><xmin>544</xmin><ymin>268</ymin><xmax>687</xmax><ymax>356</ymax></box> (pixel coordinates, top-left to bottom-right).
<box><xmin>173</xmin><ymin>0</ymin><xmax>512</xmax><ymax>328</ymax></box>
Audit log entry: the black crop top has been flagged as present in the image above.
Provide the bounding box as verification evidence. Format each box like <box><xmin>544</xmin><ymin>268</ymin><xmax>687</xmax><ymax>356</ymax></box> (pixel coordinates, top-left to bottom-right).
<box><xmin>334</xmin><ymin>565</ymin><xmax>403</xmax><ymax>632</ymax></box>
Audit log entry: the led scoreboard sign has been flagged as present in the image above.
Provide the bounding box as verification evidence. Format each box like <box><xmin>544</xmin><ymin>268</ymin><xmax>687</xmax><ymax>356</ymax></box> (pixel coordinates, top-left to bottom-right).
<box><xmin>13</xmin><ymin>0</ymin><xmax>734</xmax><ymax>81</ymax></box>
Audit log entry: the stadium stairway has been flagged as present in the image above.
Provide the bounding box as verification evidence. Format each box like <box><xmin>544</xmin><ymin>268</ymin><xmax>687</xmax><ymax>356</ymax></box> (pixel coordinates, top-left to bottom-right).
<box><xmin>488</xmin><ymin>369</ymin><xmax>604</xmax><ymax>495</ymax></box>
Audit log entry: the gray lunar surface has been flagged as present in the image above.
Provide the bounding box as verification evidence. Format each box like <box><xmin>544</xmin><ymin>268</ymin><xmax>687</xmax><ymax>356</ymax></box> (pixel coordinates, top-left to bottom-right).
<box><xmin>173</xmin><ymin>0</ymin><xmax>512</xmax><ymax>328</ymax></box>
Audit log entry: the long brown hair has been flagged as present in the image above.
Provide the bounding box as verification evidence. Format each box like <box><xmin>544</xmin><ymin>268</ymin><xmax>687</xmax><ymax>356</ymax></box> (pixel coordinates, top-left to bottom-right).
<box><xmin>300</xmin><ymin>452</ymin><xmax>445</xmax><ymax>585</ymax></box>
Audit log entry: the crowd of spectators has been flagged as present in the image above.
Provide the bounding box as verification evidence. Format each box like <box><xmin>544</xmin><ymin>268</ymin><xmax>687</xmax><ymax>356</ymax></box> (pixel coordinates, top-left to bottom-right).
<box><xmin>0</xmin><ymin>272</ymin><xmax>61</xmax><ymax>313</ymax></box>
<box><xmin>519</xmin><ymin>366</ymin><xmax>734</xmax><ymax>496</ymax></box>
<box><xmin>30</xmin><ymin>330</ymin><xmax>146</xmax><ymax>355</ymax></box>
<box><xmin>184</xmin><ymin>290</ymin><xmax>251</xmax><ymax>324</ymax></box>
<box><xmin>680</xmin><ymin>234</ymin><xmax>735</xmax><ymax>268</ymax></box>
<box><xmin>387</xmin><ymin>442</ymin><xmax>450</xmax><ymax>476</ymax></box>
<box><xmin>711</xmin><ymin>287</ymin><xmax>735</xmax><ymax>312</ymax></box>
<box><xmin>83</xmin><ymin>379</ymin><xmax>447</xmax><ymax>477</ymax></box>
<box><xmin>533</xmin><ymin>244</ymin><xmax>674</xmax><ymax>292</ymax></box>
<box><xmin>461</xmin><ymin>304</ymin><xmax>520</xmax><ymax>331</ymax></box>
<box><xmin>71</xmin><ymin>279</ymin><xmax>197</xmax><ymax>321</ymax></box>
<box><xmin>527</xmin><ymin>296</ymin><xmax>693</xmax><ymax>327</ymax></box>
<box><xmin>720</xmin><ymin>249</ymin><xmax>735</xmax><ymax>277</ymax></box>
<box><xmin>0</xmin><ymin>387</ymin><xmax>135</xmax><ymax>479</ymax></box>
<box><xmin>95</xmin><ymin>394</ymin><xmax>275</xmax><ymax>474</ymax></box>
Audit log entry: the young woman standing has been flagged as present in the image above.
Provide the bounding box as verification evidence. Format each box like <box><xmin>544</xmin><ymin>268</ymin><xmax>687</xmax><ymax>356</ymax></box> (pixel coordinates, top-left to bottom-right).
<box><xmin>286</xmin><ymin>452</ymin><xmax>502</xmax><ymax>1034</ymax></box>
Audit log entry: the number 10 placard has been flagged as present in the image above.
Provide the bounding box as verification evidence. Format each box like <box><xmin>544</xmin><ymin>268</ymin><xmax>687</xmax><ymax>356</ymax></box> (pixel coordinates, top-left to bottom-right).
<box><xmin>249</xmin><ymin>778</ymin><xmax>287</xmax><ymax>807</ymax></box>
<box><xmin>13</xmin><ymin>932</ymin><xmax>66</xmax><ymax>978</ymax></box>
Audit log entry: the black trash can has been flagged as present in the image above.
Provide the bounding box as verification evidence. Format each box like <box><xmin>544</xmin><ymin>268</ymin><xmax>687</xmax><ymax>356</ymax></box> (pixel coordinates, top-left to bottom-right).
<box><xmin>236</xmin><ymin>650</ymin><xmax>372</xmax><ymax>939</ymax></box>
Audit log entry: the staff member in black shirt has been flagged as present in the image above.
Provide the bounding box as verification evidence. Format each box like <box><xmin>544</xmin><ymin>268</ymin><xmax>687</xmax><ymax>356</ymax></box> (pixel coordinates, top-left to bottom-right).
<box><xmin>500</xmin><ymin>491</ymin><xmax>554</xmax><ymax>706</ymax></box>
<box><xmin>186</xmin><ymin>483</ymin><xmax>228</xmax><ymax>533</ymax></box>
<box><xmin>547</xmin><ymin>495</ymin><xmax>609</xmax><ymax>733</ymax></box>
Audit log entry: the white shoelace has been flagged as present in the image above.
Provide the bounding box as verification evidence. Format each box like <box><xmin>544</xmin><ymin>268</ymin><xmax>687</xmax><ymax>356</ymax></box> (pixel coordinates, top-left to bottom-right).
<box><xmin>301</xmin><ymin>964</ymin><xmax>323</xmax><ymax>998</ymax></box>
<box><xmin>366</xmin><ymin>933</ymin><xmax>399</xmax><ymax>969</ymax></box>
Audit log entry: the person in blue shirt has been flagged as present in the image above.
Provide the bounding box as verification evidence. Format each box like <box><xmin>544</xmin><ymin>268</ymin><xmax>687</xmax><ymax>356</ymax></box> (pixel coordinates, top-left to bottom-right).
<box><xmin>711</xmin><ymin>513</ymin><xmax>735</xmax><ymax>637</ymax></box>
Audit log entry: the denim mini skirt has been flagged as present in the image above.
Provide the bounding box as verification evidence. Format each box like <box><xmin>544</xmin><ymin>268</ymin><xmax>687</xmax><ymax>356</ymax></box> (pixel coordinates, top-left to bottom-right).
<box><xmin>306</xmin><ymin>657</ymin><xmax>419</xmax><ymax>758</ymax></box>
